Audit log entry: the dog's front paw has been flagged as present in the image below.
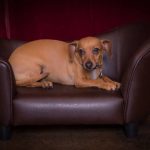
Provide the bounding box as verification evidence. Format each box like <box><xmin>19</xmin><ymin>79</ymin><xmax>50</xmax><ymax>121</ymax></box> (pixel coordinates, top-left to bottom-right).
<box><xmin>103</xmin><ymin>82</ymin><xmax>121</xmax><ymax>91</ymax></box>
<box><xmin>114</xmin><ymin>82</ymin><xmax>121</xmax><ymax>89</ymax></box>
<box><xmin>106</xmin><ymin>83</ymin><xmax>117</xmax><ymax>91</ymax></box>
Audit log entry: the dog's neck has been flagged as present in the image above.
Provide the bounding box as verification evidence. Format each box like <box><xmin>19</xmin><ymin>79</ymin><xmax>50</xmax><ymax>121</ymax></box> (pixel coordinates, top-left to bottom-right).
<box><xmin>85</xmin><ymin>68</ymin><xmax>101</xmax><ymax>80</ymax></box>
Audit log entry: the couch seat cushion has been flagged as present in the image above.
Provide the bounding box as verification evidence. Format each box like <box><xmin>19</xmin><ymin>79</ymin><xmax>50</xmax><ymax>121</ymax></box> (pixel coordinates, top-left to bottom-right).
<box><xmin>13</xmin><ymin>84</ymin><xmax>124</xmax><ymax>125</ymax></box>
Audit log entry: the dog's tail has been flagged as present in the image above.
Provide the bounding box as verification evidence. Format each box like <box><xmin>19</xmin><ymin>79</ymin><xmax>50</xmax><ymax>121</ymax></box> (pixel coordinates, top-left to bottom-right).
<box><xmin>16</xmin><ymin>72</ymin><xmax>49</xmax><ymax>87</ymax></box>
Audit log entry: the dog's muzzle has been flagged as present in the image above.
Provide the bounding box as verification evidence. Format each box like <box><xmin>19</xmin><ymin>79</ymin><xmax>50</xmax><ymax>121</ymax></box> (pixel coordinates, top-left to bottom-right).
<box><xmin>84</xmin><ymin>61</ymin><xmax>103</xmax><ymax>72</ymax></box>
<box><xmin>83</xmin><ymin>61</ymin><xmax>103</xmax><ymax>78</ymax></box>
<box><xmin>85</xmin><ymin>61</ymin><xmax>93</xmax><ymax>71</ymax></box>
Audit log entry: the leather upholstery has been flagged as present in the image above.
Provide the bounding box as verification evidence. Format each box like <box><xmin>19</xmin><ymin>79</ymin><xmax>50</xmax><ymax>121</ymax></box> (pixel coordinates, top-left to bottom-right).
<box><xmin>0</xmin><ymin>23</ymin><xmax>150</xmax><ymax>127</ymax></box>
<box><xmin>0</xmin><ymin>40</ymin><xmax>25</xmax><ymax>60</ymax></box>
<box><xmin>13</xmin><ymin>86</ymin><xmax>123</xmax><ymax>125</ymax></box>
<box><xmin>121</xmin><ymin>40</ymin><xmax>150</xmax><ymax>122</ymax></box>
<box><xmin>0</xmin><ymin>59</ymin><xmax>15</xmax><ymax>125</ymax></box>
<box><xmin>99</xmin><ymin>23</ymin><xmax>150</xmax><ymax>81</ymax></box>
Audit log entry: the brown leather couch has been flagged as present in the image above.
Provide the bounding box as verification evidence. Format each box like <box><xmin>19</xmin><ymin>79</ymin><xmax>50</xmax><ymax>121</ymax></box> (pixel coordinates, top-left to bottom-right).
<box><xmin>0</xmin><ymin>23</ymin><xmax>150</xmax><ymax>140</ymax></box>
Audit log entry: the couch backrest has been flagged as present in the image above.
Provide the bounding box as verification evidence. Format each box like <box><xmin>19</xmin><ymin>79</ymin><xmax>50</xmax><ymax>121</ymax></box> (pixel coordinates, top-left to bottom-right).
<box><xmin>0</xmin><ymin>40</ymin><xmax>26</xmax><ymax>60</ymax></box>
<box><xmin>99</xmin><ymin>23</ymin><xmax>150</xmax><ymax>81</ymax></box>
<box><xmin>0</xmin><ymin>23</ymin><xmax>150</xmax><ymax>81</ymax></box>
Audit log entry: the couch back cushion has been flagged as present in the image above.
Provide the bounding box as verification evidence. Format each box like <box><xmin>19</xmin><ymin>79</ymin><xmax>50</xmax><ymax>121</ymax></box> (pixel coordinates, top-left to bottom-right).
<box><xmin>0</xmin><ymin>40</ymin><xmax>25</xmax><ymax>60</ymax></box>
<box><xmin>99</xmin><ymin>23</ymin><xmax>150</xmax><ymax>81</ymax></box>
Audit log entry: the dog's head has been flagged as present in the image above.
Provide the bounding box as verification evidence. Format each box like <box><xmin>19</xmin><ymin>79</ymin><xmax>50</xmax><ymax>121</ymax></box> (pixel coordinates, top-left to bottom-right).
<box><xmin>69</xmin><ymin>37</ymin><xmax>112</xmax><ymax>72</ymax></box>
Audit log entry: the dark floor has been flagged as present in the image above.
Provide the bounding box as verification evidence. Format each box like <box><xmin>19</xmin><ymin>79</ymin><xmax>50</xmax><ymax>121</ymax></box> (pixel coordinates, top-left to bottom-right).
<box><xmin>0</xmin><ymin>118</ymin><xmax>150</xmax><ymax>150</ymax></box>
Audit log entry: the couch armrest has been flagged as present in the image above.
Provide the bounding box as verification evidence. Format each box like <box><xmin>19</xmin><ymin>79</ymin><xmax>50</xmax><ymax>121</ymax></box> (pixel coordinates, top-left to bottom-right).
<box><xmin>121</xmin><ymin>39</ymin><xmax>150</xmax><ymax>123</ymax></box>
<box><xmin>0</xmin><ymin>59</ymin><xmax>16</xmax><ymax>126</ymax></box>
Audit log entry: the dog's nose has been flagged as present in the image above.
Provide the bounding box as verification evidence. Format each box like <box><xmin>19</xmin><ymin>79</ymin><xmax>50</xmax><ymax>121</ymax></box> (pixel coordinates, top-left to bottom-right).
<box><xmin>85</xmin><ymin>61</ymin><xmax>93</xmax><ymax>70</ymax></box>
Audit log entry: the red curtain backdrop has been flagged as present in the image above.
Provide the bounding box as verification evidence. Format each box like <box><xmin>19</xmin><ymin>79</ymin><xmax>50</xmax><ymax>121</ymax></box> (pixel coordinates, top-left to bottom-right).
<box><xmin>0</xmin><ymin>0</ymin><xmax>150</xmax><ymax>41</ymax></box>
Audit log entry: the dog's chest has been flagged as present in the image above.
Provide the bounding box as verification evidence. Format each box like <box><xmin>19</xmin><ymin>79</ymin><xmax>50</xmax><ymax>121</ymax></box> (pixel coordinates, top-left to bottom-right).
<box><xmin>88</xmin><ymin>69</ymin><xmax>100</xmax><ymax>80</ymax></box>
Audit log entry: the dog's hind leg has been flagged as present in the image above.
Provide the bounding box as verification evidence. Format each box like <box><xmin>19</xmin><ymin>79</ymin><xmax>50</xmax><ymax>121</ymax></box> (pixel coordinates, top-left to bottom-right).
<box><xmin>26</xmin><ymin>78</ymin><xmax>53</xmax><ymax>88</ymax></box>
<box><xmin>16</xmin><ymin>72</ymin><xmax>53</xmax><ymax>88</ymax></box>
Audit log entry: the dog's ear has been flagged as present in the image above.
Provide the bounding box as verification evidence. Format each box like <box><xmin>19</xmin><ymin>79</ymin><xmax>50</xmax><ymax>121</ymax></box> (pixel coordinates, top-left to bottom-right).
<box><xmin>69</xmin><ymin>41</ymin><xmax>78</xmax><ymax>63</ymax></box>
<box><xmin>101</xmin><ymin>40</ymin><xmax>112</xmax><ymax>57</ymax></box>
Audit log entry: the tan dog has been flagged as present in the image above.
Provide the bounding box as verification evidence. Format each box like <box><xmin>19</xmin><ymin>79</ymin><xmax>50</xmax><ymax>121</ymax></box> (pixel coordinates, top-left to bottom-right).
<box><xmin>9</xmin><ymin>37</ymin><xmax>120</xmax><ymax>91</ymax></box>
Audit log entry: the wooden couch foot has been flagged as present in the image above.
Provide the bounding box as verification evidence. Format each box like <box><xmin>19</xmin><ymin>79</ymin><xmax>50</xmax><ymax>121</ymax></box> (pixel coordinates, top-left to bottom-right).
<box><xmin>0</xmin><ymin>126</ymin><xmax>12</xmax><ymax>140</ymax></box>
<box><xmin>124</xmin><ymin>123</ymin><xmax>138</xmax><ymax>138</ymax></box>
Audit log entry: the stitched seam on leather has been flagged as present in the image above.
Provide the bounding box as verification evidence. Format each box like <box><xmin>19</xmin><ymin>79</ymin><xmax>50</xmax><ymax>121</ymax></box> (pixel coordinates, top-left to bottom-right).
<box><xmin>0</xmin><ymin>60</ymin><xmax>13</xmax><ymax>125</ymax></box>
<box><xmin>124</xmin><ymin>49</ymin><xmax>150</xmax><ymax>122</ymax></box>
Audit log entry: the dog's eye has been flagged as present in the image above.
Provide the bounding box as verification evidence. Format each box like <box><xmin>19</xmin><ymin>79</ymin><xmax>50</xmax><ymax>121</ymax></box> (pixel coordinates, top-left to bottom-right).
<box><xmin>92</xmin><ymin>48</ymin><xmax>100</xmax><ymax>54</ymax></box>
<box><xmin>79</xmin><ymin>48</ymin><xmax>85</xmax><ymax>56</ymax></box>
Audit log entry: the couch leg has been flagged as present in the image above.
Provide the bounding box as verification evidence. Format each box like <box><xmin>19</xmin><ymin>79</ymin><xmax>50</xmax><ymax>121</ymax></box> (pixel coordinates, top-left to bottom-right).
<box><xmin>0</xmin><ymin>126</ymin><xmax>12</xmax><ymax>140</ymax></box>
<box><xmin>124</xmin><ymin>123</ymin><xmax>138</xmax><ymax>138</ymax></box>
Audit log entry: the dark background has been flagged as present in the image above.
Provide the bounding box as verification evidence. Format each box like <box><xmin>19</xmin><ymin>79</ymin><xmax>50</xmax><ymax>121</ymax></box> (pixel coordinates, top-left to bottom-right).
<box><xmin>0</xmin><ymin>0</ymin><xmax>150</xmax><ymax>41</ymax></box>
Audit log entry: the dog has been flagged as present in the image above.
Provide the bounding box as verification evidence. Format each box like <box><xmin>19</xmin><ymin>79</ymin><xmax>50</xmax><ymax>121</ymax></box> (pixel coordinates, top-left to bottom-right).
<box><xmin>8</xmin><ymin>37</ymin><xmax>120</xmax><ymax>91</ymax></box>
